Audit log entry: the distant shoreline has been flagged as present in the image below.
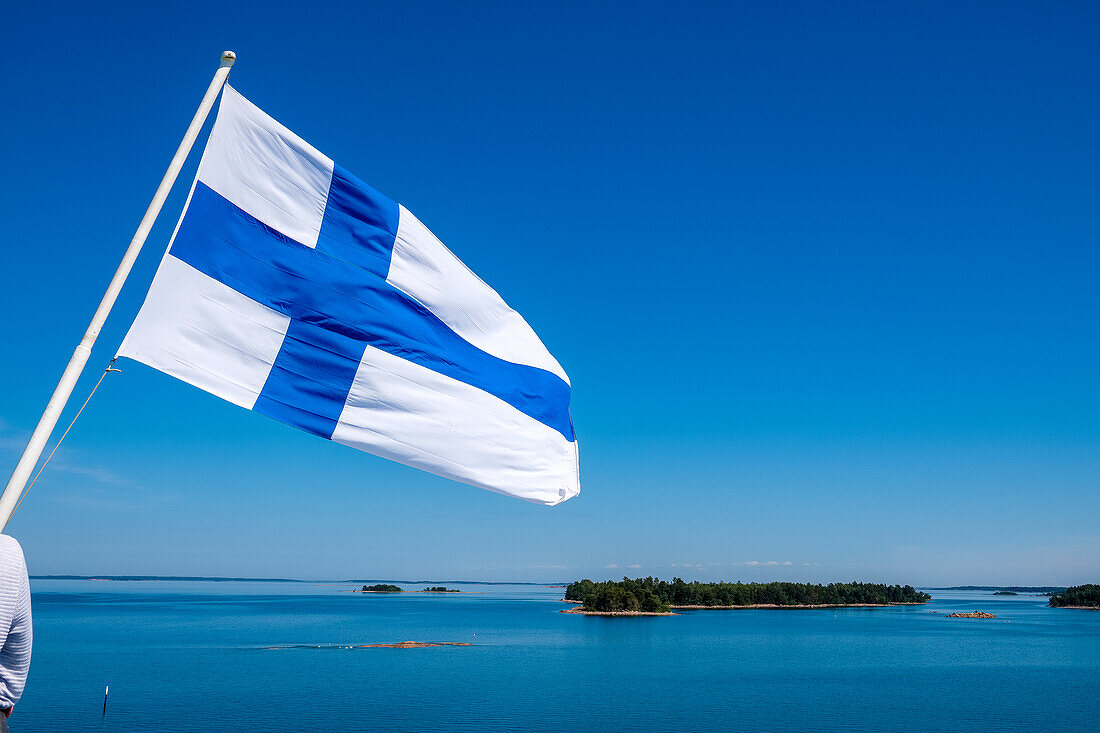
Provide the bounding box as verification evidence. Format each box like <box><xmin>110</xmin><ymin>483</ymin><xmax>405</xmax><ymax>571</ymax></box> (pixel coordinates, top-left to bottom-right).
<box><xmin>33</xmin><ymin>575</ymin><xmax>305</xmax><ymax>583</ymax></box>
<box><xmin>926</xmin><ymin>586</ymin><xmax>1066</xmax><ymax>593</ymax></box>
<box><xmin>31</xmin><ymin>575</ymin><xmax>549</xmax><ymax>585</ymax></box>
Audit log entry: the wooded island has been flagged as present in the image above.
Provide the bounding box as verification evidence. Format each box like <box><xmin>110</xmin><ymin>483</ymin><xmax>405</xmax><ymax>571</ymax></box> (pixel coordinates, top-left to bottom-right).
<box><xmin>564</xmin><ymin>578</ymin><xmax>931</xmax><ymax>614</ymax></box>
<box><xmin>1048</xmin><ymin>584</ymin><xmax>1100</xmax><ymax>608</ymax></box>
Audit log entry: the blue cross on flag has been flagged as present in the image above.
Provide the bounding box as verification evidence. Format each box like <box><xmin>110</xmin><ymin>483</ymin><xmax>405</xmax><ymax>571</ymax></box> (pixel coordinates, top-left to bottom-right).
<box><xmin>117</xmin><ymin>85</ymin><xmax>578</xmax><ymax>505</ymax></box>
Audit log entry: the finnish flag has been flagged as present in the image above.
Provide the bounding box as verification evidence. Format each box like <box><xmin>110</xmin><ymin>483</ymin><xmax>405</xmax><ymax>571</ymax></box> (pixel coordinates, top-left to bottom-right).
<box><xmin>117</xmin><ymin>85</ymin><xmax>578</xmax><ymax>505</ymax></box>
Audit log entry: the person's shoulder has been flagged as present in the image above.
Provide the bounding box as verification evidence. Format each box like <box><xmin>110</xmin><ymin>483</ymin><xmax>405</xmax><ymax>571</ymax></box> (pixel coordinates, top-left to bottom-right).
<box><xmin>0</xmin><ymin>535</ymin><xmax>25</xmax><ymax>562</ymax></box>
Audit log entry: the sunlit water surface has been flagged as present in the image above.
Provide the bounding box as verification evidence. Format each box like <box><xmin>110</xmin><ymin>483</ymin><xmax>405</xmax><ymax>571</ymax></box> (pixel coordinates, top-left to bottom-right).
<box><xmin>14</xmin><ymin>580</ymin><xmax>1099</xmax><ymax>731</ymax></box>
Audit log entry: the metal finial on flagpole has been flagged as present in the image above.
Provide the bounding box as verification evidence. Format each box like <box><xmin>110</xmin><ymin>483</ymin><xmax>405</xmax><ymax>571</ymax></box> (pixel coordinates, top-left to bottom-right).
<box><xmin>0</xmin><ymin>52</ymin><xmax>237</xmax><ymax>530</ymax></box>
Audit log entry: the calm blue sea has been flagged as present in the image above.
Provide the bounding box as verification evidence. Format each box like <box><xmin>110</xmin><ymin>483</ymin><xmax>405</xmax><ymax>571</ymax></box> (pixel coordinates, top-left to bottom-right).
<box><xmin>11</xmin><ymin>580</ymin><xmax>1099</xmax><ymax>731</ymax></box>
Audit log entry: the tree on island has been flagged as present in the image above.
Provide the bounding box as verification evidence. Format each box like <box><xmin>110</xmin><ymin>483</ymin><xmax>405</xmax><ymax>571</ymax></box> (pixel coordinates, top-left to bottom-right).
<box><xmin>424</xmin><ymin>586</ymin><xmax>460</xmax><ymax>593</ymax></box>
<box><xmin>361</xmin><ymin>584</ymin><xmax>402</xmax><ymax>593</ymax></box>
<box><xmin>565</xmin><ymin>578</ymin><xmax>930</xmax><ymax>611</ymax></box>
<box><xmin>580</xmin><ymin>583</ymin><xmax>669</xmax><ymax>613</ymax></box>
<box><xmin>1048</xmin><ymin>584</ymin><xmax>1100</xmax><ymax>608</ymax></box>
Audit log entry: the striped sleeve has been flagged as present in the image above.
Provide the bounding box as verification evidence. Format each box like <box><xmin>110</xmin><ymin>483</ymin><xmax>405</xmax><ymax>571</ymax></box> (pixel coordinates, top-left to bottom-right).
<box><xmin>0</xmin><ymin>536</ymin><xmax>31</xmax><ymax>709</ymax></box>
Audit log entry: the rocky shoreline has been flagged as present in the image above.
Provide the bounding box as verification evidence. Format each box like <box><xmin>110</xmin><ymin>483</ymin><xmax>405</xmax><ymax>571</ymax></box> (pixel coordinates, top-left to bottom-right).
<box><xmin>670</xmin><ymin>602</ymin><xmax>925</xmax><ymax>610</ymax></box>
<box><xmin>362</xmin><ymin>641</ymin><xmax>472</xmax><ymax>648</ymax></box>
<box><xmin>560</xmin><ymin>605</ymin><xmax>675</xmax><ymax>616</ymax></box>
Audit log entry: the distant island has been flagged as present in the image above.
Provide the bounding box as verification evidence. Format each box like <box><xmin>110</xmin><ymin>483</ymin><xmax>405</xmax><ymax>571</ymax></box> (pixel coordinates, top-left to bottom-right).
<box><xmin>356</xmin><ymin>584</ymin><xmax>461</xmax><ymax>593</ymax></box>
<box><xmin>563</xmin><ymin>578</ymin><xmax>931</xmax><ymax>615</ymax></box>
<box><xmin>992</xmin><ymin>591</ymin><xmax>1018</xmax><ymax>596</ymax></box>
<box><xmin>1048</xmin><ymin>584</ymin><xmax>1100</xmax><ymax>609</ymax></box>
<box><xmin>947</xmin><ymin>611</ymin><xmax>996</xmax><ymax>618</ymax></box>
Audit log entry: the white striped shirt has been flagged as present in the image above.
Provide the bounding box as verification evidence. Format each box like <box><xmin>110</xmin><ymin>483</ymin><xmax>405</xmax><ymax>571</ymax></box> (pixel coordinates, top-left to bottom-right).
<box><xmin>0</xmin><ymin>536</ymin><xmax>31</xmax><ymax>709</ymax></box>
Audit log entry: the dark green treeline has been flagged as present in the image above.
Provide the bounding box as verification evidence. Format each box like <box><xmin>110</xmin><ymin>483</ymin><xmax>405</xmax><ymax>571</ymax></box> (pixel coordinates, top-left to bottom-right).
<box><xmin>565</xmin><ymin>578</ymin><xmax>931</xmax><ymax>613</ymax></box>
<box><xmin>1048</xmin><ymin>584</ymin><xmax>1100</xmax><ymax>608</ymax></box>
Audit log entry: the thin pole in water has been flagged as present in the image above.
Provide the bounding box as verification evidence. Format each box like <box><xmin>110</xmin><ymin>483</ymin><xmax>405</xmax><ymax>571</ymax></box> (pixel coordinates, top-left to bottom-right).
<box><xmin>0</xmin><ymin>51</ymin><xmax>237</xmax><ymax>531</ymax></box>
<box><xmin>103</xmin><ymin>685</ymin><xmax>108</xmax><ymax>717</ymax></box>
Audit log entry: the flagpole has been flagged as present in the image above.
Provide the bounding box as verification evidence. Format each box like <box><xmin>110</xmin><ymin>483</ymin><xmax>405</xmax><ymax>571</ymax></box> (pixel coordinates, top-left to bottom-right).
<box><xmin>0</xmin><ymin>51</ymin><xmax>237</xmax><ymax>531</ymax></box>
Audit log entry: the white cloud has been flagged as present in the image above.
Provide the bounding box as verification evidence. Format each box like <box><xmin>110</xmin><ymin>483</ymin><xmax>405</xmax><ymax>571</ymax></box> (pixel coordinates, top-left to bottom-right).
<box><xmin>50</xmin><ymin>463</ymin><xmax>137</xmax><ymax>489</ymax></box>
<box><xmin>734</xmin><ymin>560</ymin><xmax>797</xmax><ymax>568</ymax></box>
<box><xmin>0</xmin><ymin>419</ymin><xmax>137</xmax><ymax>489</ymax></box>
<box><xmin>628</xmin><ymin>564</ymin><xmax>642</xmax><ymax>569</ymax></box>
<box><xmin>0</xmin><ymin>419</ymin><xmax>183</xmax><ymax>517</ymax></box>
<box><xmin>0</xmin><ymin>436</ymin><xmax>29</xmax><ymax>453</ymax></box>
<box><xmin>604</xmin><ymin>563</ymin><xmax>619</xmax><ymax>569</ymax></box>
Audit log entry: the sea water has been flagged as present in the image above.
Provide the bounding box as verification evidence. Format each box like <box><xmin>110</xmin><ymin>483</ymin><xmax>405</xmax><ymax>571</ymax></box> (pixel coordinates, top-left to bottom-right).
<box><xmin>13</xmin><ymin>580</ymin><xmax>1099</xmax><ymax>731</ymax></box>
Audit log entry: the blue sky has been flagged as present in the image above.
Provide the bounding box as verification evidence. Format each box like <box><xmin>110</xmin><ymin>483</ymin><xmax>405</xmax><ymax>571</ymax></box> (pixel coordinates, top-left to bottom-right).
<box><xmin>0</xmin><ymin>1</ymin><xmax>1096</xmax><ymax>585</ymax></box>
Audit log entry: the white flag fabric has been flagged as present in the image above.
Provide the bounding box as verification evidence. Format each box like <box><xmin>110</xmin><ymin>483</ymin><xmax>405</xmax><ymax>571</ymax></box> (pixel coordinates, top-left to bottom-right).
<box><xmin>117</xmin><ymin>85</ymin><xmax>578</xmax><ymax>505</ymax></box>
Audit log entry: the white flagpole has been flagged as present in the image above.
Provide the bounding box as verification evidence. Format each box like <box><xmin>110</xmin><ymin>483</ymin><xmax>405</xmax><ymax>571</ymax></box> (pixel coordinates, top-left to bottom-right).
<box><xmin>0</xmin><ymin>51</ymin><xmax>237</xmax><ymax>531</ymax></box>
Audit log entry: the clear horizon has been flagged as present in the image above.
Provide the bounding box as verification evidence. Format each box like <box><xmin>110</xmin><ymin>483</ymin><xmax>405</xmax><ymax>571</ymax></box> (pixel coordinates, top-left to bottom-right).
<box><xmin>2</xmin><ymin>1</ymin><xmax>1097</xmax><ymax>586</ymax></box>
<box><xmin>25</xmin><ymin>575</ymin><xmax>1079</xmax><ymax>590</ymax></box>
